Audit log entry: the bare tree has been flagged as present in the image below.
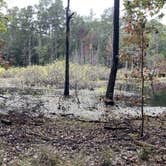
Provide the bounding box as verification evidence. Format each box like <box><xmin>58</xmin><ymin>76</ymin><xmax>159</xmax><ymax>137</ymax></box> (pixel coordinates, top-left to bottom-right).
<box><xmin>104</xmin><ymin>0</ymin><xmax>120</xmax><ymax>105</ymax></box>
<box><xmin>64</xmin><ymin>0</ymin><xmax>74</xmax><ymax>97</ymax></box>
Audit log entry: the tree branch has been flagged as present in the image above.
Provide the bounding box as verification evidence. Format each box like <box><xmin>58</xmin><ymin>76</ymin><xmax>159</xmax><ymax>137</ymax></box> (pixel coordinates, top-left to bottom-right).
<box><xmin>69</xmin><ymin>12</ymin><xmax>74</xmax><ymax>20</ymax></box>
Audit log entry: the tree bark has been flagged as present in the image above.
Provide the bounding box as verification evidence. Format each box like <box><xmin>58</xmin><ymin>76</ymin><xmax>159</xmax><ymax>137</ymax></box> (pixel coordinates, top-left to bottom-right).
<box><xmin>79</xmin><ymin>40</ymin><xmax>84</xmax><ymax>64</ymax></box>
<box><xmin>64</xmin><ymin>0</ymin><xmax>74</xmax><ymax>97</ymax></box>
<box><xmin>28</xmin><ymin>35</ymin><xmax>32</xmax><ymax>66</ymax></box>
<box><xmin>64</xmin><ymin>0</ymin><xmax>70</xmax><ymax>96</ymax></box>
<box><xmin>105</xmin><ymin>0</ymin><xmax>120</xmax><ymax>105</ymax></box>
<box><xmin>140</xmin><ymin>31</ymin><xmax>144</xmax><ymax>137</ymax></box>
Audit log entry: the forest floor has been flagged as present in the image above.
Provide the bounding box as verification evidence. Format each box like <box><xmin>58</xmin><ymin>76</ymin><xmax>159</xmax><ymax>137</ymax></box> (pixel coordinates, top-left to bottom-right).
<box><xmin>0</xmin><ymin>78</ymin><xmax>165</xmax><ymax>165</ymax></box>
<box><xmin>0</xmin><ymin>110</ymin><xmax>165</xmax><ymax>166</ymax></box>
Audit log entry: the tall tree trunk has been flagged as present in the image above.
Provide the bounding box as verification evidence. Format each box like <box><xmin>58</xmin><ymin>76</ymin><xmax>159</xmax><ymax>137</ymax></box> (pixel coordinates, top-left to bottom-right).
<box><xmin>105</xmin><ymin>0</ymin><xmax>120</xmax><ymax>105</ymax></box>
<box><xmin>90</xmin><ymin>47</ymin><xmax>93</xmax><ymax>65</ymax></box>
<box><xmin>96</xmin><ymin>39</ymin><xmax>100</xmax><ymax>64</ymax></box>
<box><xmin>39</xmin><ymin>31</ymin><xmax>42</xmax><ymax>49</ymax></box>
<box><xmin>54</xmin><ymin>32</ymin><xmax>58</xmax><ymax>60</ymax></box>
<box><xmin>28</xmin><ymin>35</ymin><xmax>32</xmax><ymax>66</ymax></box>
<box><xmin>64</xmin><ymin>0</ymin><xmax>70</xmax><ymax>96</ymax></box>
<box><xmin>64</xmin><ymin>0</ymin><xmax>74</xmax><ymax>97</ymax></box>
<box><xmin>50</xmin><ymin>29</ymin><xmax>54</xmax><ymax>61</ymax></box>
<box><xmin>49</xmin><ymin>26</ymin><xmax>53</xmax><ymax>63</ymax></box>
<box><xmin>23</xmin><ymin>46</ymin><xmax>27</xmax><ymax>66</ymax></box>
<box><xmin>79</xmin><ymin>40</ymin><xmax>83</xmax><ymax>64</ymax></box>
<box><xmin>140</xmin><ymin>31</ymin><xmax>144</xmax><ymax>137</ymax></box>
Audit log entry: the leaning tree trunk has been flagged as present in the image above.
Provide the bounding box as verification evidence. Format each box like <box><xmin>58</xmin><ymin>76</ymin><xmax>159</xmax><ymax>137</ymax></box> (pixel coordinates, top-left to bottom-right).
<box><xmin>105</xmin><ymin>0</ymin><xmax>120</xmax><ymax>105</ymax></box>
<box><xmin>64</xmin><ymin>0</ymin><xmax>74</xmax><ymax>97</ymax></box>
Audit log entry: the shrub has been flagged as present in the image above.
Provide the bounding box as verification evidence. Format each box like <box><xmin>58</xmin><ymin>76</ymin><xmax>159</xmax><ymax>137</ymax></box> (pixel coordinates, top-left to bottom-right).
<box><xmin>0</xmin><ymin>61</ymin><xmax>110</xmax><ymax>89</ymax></box>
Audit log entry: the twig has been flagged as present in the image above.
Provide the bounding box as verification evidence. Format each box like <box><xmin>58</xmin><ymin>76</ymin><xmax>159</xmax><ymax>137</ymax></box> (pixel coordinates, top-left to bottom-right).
<box><xmin>74</xmin><ymin>82</ymin><xmax>81</xmax><ymax>104</ymax></box>
<box><xmin>69</xmin><ymin>12</ymin><xmax>74</xmax><ymax>20</ymax></box>
<box><xmin>104</xmin><ymin>126</ymin><xmax>129</xmax><ymax>130</ymax></box>
<box><xmin>132</xmin><ymin>138</ymin><xmax>166</xmax><ymax>153</ymax></box>
<box><xmin>1</xmin><ymin>119</ymin><xmax>12</xmax><ymax>125</ymax></box>
<box><xmin>75</xmin><ymin>117</ymin><xmax>107</xmax><ymax>123</ymax></box>
<box><xmin>0</xmin><ymin>95</ymin><xmax>8</xmax><ymax>99</ymax></box>
<box><xmin>26</xmin><ymin>131</ymin><xmax>53</xmax><ymax>142</ymax></box>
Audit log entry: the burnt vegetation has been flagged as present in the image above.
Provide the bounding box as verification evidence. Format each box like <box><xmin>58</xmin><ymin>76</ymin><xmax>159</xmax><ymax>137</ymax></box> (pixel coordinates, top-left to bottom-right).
<box><xmin>0</xmin><ymin>0</ymin><xmax>165</xmax><ymax>165</ymax></box>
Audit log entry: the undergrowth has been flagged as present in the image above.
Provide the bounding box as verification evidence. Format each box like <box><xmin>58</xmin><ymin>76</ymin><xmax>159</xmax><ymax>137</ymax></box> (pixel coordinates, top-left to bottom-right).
<box><xmin>0</xmin><ymin>61</ymin><xmax>136</xmax><ymax>90</ymax></box>
<box><xmin>0</xmin><ymin>61</ymin><xmax>110</xmax><ymax>89</ymax></box>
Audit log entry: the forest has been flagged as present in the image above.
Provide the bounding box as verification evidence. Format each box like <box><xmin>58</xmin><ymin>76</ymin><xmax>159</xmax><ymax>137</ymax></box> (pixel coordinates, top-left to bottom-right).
<box><xmin>0</xmin><ymin>0</ymin><xmax>165</xmax><ymax>165</ymax></box>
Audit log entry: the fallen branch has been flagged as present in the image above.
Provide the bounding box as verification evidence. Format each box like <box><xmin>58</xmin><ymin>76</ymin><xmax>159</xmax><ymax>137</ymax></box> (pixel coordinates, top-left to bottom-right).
<box><xmin>76</xmin><ymin>118</ymin><xmax>106</xmax><ymax>123</ymax></box>
<box><xmin>26</xmin><ymin>131</ymin><xmax>53</xmax><ymax>142</ymax></box>
<box><xmin>59</xmin><ymin>113</ymin><xmax>106</xmax><ymax>123</ymax></box>
<box><xmin>132</xmin><ymin>138</ymin><xmax>166</xmax><ymax>153</ymax></box>
<box><xmin>0</xmin><ymin>95</ymin><xmax>8</xmax><ymax>99</ymax></box>
<box><xmin>104</xmin><ymin>126</ymin><xmax>129</xmax><ymax>130</ymax></box>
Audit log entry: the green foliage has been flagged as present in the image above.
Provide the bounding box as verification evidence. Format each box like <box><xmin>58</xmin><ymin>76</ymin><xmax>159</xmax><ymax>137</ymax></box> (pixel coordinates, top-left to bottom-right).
<box><xmin>0</xmin><ymin>0</ymin><xmax>112</xmax><ymax>66</ymax></box>
<box><xmin>0</xmin><ymin>0</ymin><xmax>165</xmax><ymax>68</ymax></box>
<box><xmin>124</xmin><ymin>0</ymin><xmax>164</xmax><ymax>16</ymax></box>
<box><xmin>147</xmin><ymin>19</ymin><xmax>166</xmax><ymax>59</ymax></box>
<box><xmin>0</xmin><ymin>0</ymin><xmax>9</xmax><ymax>51</ymax></box>
<box><xmin>0</xmin><ymin>0</ymin><xmax>7</xmax><ymax>32</ymax></box>
<box><xmin>2</xmin><ymin>0</ymin><xmax>65</xmax><ymax>66</ymax></box>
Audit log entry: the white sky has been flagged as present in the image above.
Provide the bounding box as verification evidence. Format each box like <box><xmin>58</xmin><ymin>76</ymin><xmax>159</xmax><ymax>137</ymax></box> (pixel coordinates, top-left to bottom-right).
<box><xmin>5</xmin><ymin>0</ymin><xmax>166</xmax><ymax>24</ymax></box>
<box><xmin>6</xmin><ymin>0</ymin><xmax>115</xmax><ymax>17</ymax></box>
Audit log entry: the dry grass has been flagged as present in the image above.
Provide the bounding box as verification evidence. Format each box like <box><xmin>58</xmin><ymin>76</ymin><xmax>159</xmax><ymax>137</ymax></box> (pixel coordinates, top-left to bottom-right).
<box><xmin>0</xmin><ymin>61</ymin><xmax>110</xmax><ymax>89</ymax></box>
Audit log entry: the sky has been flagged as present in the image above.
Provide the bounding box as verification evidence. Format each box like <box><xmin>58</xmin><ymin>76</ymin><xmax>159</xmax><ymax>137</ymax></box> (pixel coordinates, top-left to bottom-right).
<box><xmin>5</xmin><ymin>0</ymin><xmax>166</xmax><ymax>24</ymax></box>
<box><xmin>6</xmin><ymin>0</ymin><xmax>115</xmax><ymax>17</ymax></box>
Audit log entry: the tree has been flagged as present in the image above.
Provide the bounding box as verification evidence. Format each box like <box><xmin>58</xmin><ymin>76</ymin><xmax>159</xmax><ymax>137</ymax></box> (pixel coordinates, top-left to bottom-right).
<box><xmin>35</xmin><ymin>0</ymin><xmax>65</xmax><ymax>64</ymax></box>
<box><xmin>2</xmin><ymin>0</ymin><xmax>65</xmax><ymax>66</ymax></box>
<box><xmin>123</xmin><ymin>0</ymin><xmax>165</xmax><ymax>137</ymax></box>
<box><xmin>16</xmin><ymin>6</ymin><xmax>35</xmax><ymax>66</ymax></box>
<box><xmin>0</xmin><ymin>0</ymin><xmax>7</xmax><ymax>32</ymax></box>
<box><xmin>147</xmin><ymin>19</ymin><xmax>166</xmax><ymax>59</ymax></box>
<box><xmin>104</xmin><ymin>0</ymin><xmax>120</xmax><ymax>105</ymax></box>
<box><xmin>100</xmin><ymin>7</ymin><xmax>114</xmax><ymax>66</ymax></box>
<box><xmin>47</xmin><ymin>0</ymin><xmax>65</xmax><ymax>61</ymax></box>
<box><xmin>3</xmin><ymin>7</ymin><xmax>21</xmax><ymax>65</ymax></box>
<box><xmin>2</xmin><ymin>6</ymin><xmax>36</xmax><ymax>66</ymax></box>
<box><xmin>0</xmin><ymin>0</ymin><xmax>8</xmax><ymax>49</ymax></box>
<box><xmin>64</xmin><ymin>0</ymin><xmax>74</xmax><ymax>97</ymax></box>
<box><xmin>70</xmin><ymin>14</ymin><xmax>85</xmax><ymax>63</ymax></box>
